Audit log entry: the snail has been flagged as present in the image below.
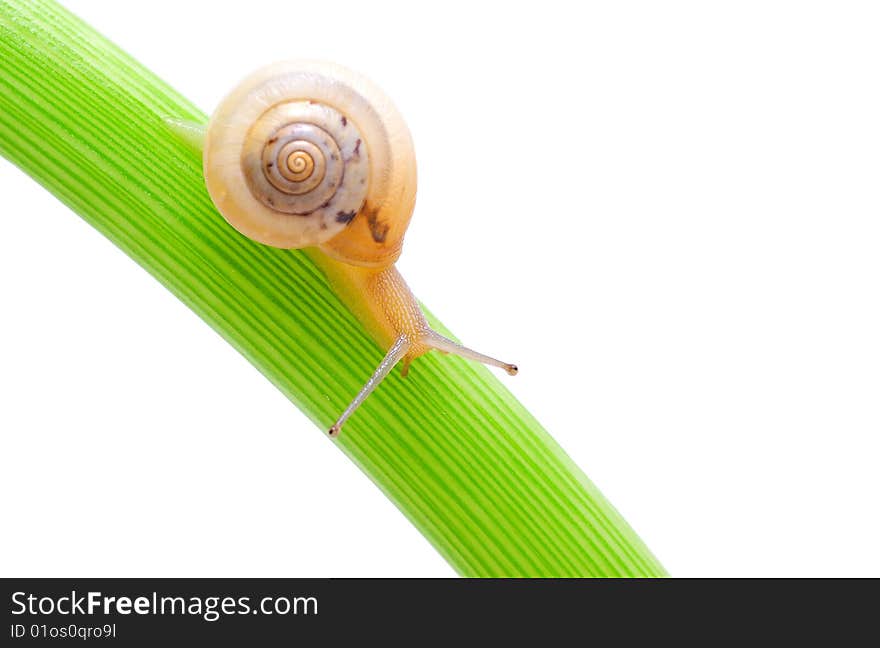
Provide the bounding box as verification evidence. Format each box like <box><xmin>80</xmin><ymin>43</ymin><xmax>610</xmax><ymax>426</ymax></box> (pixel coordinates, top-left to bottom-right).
<box><xmin>168</xmin><ymin>61</ymin><xmax>516</xmax><ymax>437</ymax></box>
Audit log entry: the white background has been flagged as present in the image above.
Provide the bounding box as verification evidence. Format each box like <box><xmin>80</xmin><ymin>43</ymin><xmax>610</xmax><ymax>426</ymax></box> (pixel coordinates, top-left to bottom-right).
<box><xmin>1</xmin><ymin>1</ymin><xmax>878</xmax><ymax>577</ymax></box>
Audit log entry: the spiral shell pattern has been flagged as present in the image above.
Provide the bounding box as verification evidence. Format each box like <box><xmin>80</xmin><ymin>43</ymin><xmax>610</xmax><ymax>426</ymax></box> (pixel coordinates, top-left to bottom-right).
<box><xmin>242</xmin><ymin>100</ymin><xmax>369</xmax><ymax>220</ymax></box>
<box><xmin>203</xmin><ymin>61</ymin><xmax>417</xmax><ymax>264</ymax></box>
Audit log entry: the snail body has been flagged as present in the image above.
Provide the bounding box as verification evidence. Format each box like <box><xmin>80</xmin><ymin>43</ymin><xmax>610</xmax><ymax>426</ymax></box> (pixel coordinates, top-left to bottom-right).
<box><xmin>175</xmin><ymin>61</ymin><xmax>515</xmax><ymax>436</ymax></box>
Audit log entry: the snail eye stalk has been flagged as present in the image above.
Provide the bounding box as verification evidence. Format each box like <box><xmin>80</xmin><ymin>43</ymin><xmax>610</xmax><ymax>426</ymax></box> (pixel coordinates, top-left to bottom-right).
<box><xmin>328</xmin><ymin>336</ymin><xmax>411</xmax><ymax>437</ymax></box>
<box><xmin>423</xmin><ymin>332</ymin><xmax>518</xmax><ymax>376</ymax></box>
<box><xmin>329</xmin><ymin>331</ymin><xmax>517</xmax><ymax>437</ymax></box>
<box><xmin>174</xmin><ymin>61</ymin><xmax>516</xmax><ymax>440</ymax></box>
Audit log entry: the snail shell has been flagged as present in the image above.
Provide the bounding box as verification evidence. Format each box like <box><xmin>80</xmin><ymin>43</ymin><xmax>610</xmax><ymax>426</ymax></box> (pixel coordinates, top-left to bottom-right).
<box><xmin>203</xmin><ymin>60</ymin><xmax>417</xmax><ymax>268</ymax></box>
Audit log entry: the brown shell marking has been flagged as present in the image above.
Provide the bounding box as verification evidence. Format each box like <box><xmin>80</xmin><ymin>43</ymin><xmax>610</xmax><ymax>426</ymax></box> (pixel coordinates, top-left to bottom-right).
<box><xmin>365</xmin><ymin>206</ymin><xmax>389</xmax><ymax>243</ymax></box>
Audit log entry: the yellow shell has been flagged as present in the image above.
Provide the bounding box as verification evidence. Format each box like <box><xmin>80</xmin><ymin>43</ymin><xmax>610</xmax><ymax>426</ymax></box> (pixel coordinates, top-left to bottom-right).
<box><xmin>203</xmin><ymin>60</ymin><xmax>417</xmax><ymax>268</ymax></box>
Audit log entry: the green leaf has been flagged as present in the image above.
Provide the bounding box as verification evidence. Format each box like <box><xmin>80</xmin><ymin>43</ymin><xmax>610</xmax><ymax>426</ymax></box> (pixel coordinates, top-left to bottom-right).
<box><xmin>0</xmin><ymin>0</ymin><xmax>666</xmax><ymax>577</ymax></box>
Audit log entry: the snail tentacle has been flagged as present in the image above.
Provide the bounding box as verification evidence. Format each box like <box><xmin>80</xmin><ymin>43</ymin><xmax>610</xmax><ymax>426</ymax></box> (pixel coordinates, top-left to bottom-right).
<box><xmin>328</xmin><ymin>335</ymin><xmax>412</xmax><ymax>437</ymax></box>
<box><xmin>199</xmin><ymin>61</ymin><xmax>517</xmax><ymax>439</ymax></box>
